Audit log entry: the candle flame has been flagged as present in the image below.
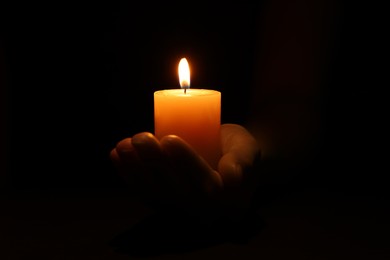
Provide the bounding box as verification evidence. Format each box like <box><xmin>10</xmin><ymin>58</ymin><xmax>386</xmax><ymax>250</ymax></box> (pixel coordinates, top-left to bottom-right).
<box><xmin>178</xmin><ymin>58</ymin><xmax>190</xmax><ymax>89</ymax></box>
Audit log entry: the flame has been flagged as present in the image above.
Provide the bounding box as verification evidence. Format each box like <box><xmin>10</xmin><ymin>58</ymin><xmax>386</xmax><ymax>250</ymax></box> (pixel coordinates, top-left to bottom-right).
<box><xmin>178</xmin><ymin>58</ymin><xmax>190</xmax><ymax>88</ymax></box>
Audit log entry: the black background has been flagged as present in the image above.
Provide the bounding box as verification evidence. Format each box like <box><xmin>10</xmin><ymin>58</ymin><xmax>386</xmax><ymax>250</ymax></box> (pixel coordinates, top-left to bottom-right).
<box><xmin>1</xmin><ymin>0</ymin><xmax>389</xmax><ymax>259</ymax></box>
<box><xmin>2</xmin><ymin>2</ymin><xmax>260</xmax><ymax>190</ymax></box>
<box><xmin>1</xmin><ymin>1</ymin><xmax>385</xmax><ymax>193</ymax></box>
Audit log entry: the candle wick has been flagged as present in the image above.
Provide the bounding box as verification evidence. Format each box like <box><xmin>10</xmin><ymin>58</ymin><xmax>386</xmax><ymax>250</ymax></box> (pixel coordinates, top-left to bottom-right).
<box><xmin>184</xmin><ymin>88</ymin><xmax>187</xmax><ymax>94</ymax></box>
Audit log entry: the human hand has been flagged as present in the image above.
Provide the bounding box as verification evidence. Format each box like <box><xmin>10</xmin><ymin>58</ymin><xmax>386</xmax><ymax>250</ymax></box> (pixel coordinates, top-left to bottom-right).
<box><xmin>110</xmin><ymin>123</ymin><xmax>260</xmax><ymax>220</ymax></box>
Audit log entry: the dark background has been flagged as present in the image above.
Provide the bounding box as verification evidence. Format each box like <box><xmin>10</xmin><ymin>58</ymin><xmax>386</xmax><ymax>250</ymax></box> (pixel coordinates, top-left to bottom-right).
<box><xmin>1</xmin><ymin>1</ymin><xmax>385</xmax><ymax>193</ymax></box>
<box><xmin>1</xmin><ymin>0</ymin><xmax>389</xmax><ymax>259</ymax></box>
<box><xmin>2</xmin><ymin>2</ymin><xmax>260</xmax><ymax>191</ymax></box>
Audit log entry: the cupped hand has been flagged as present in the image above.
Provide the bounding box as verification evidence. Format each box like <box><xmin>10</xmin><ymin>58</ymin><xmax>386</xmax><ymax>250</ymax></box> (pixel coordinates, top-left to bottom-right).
<box><xmin>110</xmin><ymin>123</ymin><xmax>260</xmax><ymax>219</ymax></box>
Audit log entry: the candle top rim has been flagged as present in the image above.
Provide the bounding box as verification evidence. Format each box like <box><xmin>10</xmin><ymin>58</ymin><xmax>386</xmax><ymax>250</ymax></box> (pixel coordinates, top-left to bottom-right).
<box><xmin>154</xmin><ymin>89</ymin><xmax>220</xmax><ymax>97</ymax></box>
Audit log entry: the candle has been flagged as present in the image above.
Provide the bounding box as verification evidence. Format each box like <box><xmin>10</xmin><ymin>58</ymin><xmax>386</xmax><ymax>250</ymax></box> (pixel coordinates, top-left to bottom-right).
<box><xmin>154</xmin><ymin>58</ymin><xmax>221</xmax><ymax>169</ymax></box>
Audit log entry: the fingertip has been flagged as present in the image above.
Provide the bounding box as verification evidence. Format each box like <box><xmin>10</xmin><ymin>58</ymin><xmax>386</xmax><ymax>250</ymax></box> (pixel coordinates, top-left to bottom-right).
<box><xmin>110</xmin><ymin>148</ymin><xmax>120</xmax><ymax>163</ymax></box>
<box><xmin>110</xmin><ymin>148</ymin><xmax>124</xmax><ymax>173</ymax></box>
<box><xmin>132</xmin><ymin>132</ymin><xmax>156</xmax><ymax>145</ymax></box>
<box><xmin>218</xmin><ymin>153</ymin><xmax>243</xmax><ymax>187</ymax></box>
<box><xmin>160</xmin><ymin>135</ymin><xmax>195</xmax><ymax>159</ymax></box>
<box><xmin>131</xmin><ymin>132</ymin><xmax>162</xmax><ymax>160</ymax></box>
<box><xmin>116</xmin><ymin>138</ymin><xmax>134</xmax><ymax>153</ymax></box>
<box><xmin>160</xmin><ymin>134</ymin><xmax>182</xmax><ymax>148</ymax></box>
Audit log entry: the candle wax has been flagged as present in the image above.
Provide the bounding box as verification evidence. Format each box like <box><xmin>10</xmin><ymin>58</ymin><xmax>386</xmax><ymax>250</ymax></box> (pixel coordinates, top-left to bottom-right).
<box><xmin>154</xmin><ymin>89</ymin><xmax>221</xmax><ymax>169</ymax></box>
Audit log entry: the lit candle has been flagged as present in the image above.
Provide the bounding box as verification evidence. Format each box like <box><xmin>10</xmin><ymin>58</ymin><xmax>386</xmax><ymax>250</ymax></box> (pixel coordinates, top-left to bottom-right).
<box><xmin>154</xmin><ymin>58</ymin><xmax>221</xmax><ymax>169</ymax></box>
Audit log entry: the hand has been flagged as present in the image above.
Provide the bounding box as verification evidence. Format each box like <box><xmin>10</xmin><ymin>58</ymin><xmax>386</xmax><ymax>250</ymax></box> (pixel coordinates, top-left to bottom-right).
<box><xmin>110</xmin><ymin>123</ymin><xmax>260</xmax><ymax>220</ymax></box>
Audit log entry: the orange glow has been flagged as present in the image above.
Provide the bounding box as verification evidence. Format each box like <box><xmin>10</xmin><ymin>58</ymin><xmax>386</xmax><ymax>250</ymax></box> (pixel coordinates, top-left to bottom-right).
<box><xmin>154</xmin><ymin>89</ymin><xmax>221</xmax><ymax>169</ymax></box>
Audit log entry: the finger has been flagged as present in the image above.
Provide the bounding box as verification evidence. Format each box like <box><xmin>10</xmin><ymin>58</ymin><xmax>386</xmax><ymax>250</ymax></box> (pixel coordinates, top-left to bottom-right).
<box><xmin>218</xmin><ymin>153</ymin><xmax>243</xmax><ymax>188</ymax></box>
<box><xmin>131</xmin><ymin>132</ymin><xmax>163</xmax><ymax>164</ymax></box>
<box><xmin>132</xmin><ymin>133</ymin><xmax>192</xmax><ymax>203</ymax></box>
<box><xmin>110</xmin><ymin>148</ymin><xmax>121</xmax><ymax>169</ymax></box>
<box><xmin>160</xmin><ymin>135</ymin><xmax>223</xmax><ymax>196</ymax></box>
<box><xmin>114</xmin><ymin>138</ymin><xmax>148</xmax><ymax>194</ymax></box>
<box><xmin>221</xmin><ymin>124</ymin><xmax>260</xmax><ymax>163</ymax></box>
<box><xmin>132</xmin><ymin>132</ymin><xmax>180</xmax><ymax>204</ymax></box>
<box><xmin>115</xmin><ymin>138</ymin><xmax>140</xmax><ymax>167</ymax></box>
<box><xmin>131</xmin><ymin>132</ymin><xmax>171</xmax><ymax>183</ymax></box>
<box><xmin>219</xmin><ymin>124</ymin><xmax>260</xmax><ymax>187</ymax></box>
<box><xmin>110</xmin><ymin>148</ymin><xmax>129</xmax><ymax>181</ymax></box>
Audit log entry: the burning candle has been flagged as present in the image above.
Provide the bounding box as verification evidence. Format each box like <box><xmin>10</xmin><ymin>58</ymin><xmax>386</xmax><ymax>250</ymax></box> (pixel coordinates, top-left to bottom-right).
<box><xmin>154</xmin><ymin>58</ymin><xmax>221</xmax><ymax>169</ymax></box>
